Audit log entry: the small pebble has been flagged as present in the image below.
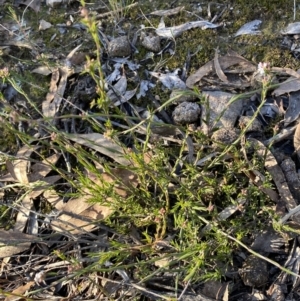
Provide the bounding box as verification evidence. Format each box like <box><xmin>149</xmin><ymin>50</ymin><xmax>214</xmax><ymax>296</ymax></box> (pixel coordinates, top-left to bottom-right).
<box><xmin>211</xmin><ymin>127</ymin><xmax>240</xmax><ymax>146</ymax></box>
<box><xmin>239</xmin><ymin>116</ymin><xmax>262</xmax><ymax>132</ymax></box>
<box><xmin>239</xmin><ymin>255</ymin><xmax>268</xmax><ymax>287</ymax></box>
<box><xmin>107</xmin><ymin>36</ymin><xmax>131</xmax><ymax>57</ymax></box>
<box><xmin>141</xmin><ymin>33</ymin><xmax>161</xmax><ymax>53</ymax></box>
<box><xmin>172</xmin><ymin>101</ymin><xmax>201</xmax><ymax>124</ymax></box>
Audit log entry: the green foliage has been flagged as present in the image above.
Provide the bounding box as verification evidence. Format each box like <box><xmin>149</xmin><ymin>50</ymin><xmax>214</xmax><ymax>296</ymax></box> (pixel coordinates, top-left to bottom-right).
<box><xmin>1</xmin><ymin>1</ymin><xmax>299</xmax><ymax>298</ymax></box>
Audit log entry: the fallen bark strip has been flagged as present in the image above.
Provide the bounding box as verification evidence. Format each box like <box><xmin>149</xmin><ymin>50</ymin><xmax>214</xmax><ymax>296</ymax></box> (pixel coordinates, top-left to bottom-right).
<box><xmin>281</xmin><ymin>158</ymin><xmax>300</xmax><ymax>203</ymax></box>
<box><xmin>249</xmin><ymin>138</ymin><xmax>300</xmax><ymax>224</ymax></box>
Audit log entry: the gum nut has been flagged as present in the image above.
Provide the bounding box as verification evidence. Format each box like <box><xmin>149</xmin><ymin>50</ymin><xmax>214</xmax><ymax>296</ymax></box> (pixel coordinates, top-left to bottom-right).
<box><xmin>141</xmin><ymin>35</ymin><xmax>161</xmax><ymax>52</ymax></box>
<box><xmin>211</xmin><ymin>128</ymin><xmax>240</xmax><ymax>146</ymax></box>
<box><xmin>107</xmin><ymin>36</ymin><xmax>131</xmax><ymax>57</ymax></box>
<box><xmin>172</xmin><ymin>101</ymin><xmax>201</xmax><ymax>124</ymax></box>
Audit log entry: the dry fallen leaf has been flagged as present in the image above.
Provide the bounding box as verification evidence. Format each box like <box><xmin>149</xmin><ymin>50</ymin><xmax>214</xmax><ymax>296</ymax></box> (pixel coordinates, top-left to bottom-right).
<box><xmin>113</xmin><ymin>88</ymin><xmax>137</xmax><ymax>106</ymax></box>
<box><xmin>281</xmin><ymin>22</ymin><xmax>300</xmax><ymax>35</ymax></box>
<box><xmin>149</xmin><ymin>71</ymin><xmax>186</xmax><ymax>90</ymax></box>
<box><xmin>155</xmin><ymin>19</ymin><xmax>220</xmax><ymax>38</ymax></box>
<box><xmin>0</xmin><ymin>229</ymin><xmax>37</xmax><ymax>258</ymax></box>
<box><xmin>234</xmin><ymin>19</ymin><xmax>262</xmax><ymax>37</ymax></box>
<box><xmin>28</xmin><ymin>153</ymin><xmax>61</xmax><ymax>182</ymax></box>
<box><xmin>51</xmin><ymin>165</ymin><xmax>139</xmax><ymax>234</ymax></box>
<box><xmin>4</xmin><ymin>281</ymin><xmax>35</xmax><ymax>301</ymax></box>
<box><xmin>29</xmin><ymin>175</ymin><xmax>62</xmax><ymax>199</ymax></box>
<box><xmin>272</xmin><ymin>73</ymin><xmax>300</xmax><ymax>96</ymax></box>
<box><xmin>51</xmin><ymin>195</ymin><xmax>113</xmax><ymax>234</ymax></box>
<box><xmin>3</xmin><ymin>152</ymin><xmax>60</xmax><ymax>185</ymax></box>
<box><xmin>68</xmin><ymin>133</ymin><xmax>131</xmax><ymax>166</ymax></box>
<box><xmin>6</xmin><ymin>145</ymin><xmax>38</xmax><ymax>184</ymax></box>
<box><xmin>13</xmin><ymin>195</ymin><xmax>32</xmax><ymax>232</ymax></box>
<box><xmin>42</xmin><ymin>66</ymin><xmax>70</xmax><ymax>118</ymax></box>
<box><xmin>201</xmin><ymin>280</ymin><xmax>230</xmax><ymax>300</ymax></box>
<box><xmin>42</xmin><ymin>45</ymin><xmax>82</xmax><ymax>117</ymax></box>
<box><xmin>5</xmin><ymin>152</ymin><xmax>61</xmax><ymax>232</ymax></box>
<box><xmin>21</xmin><ymin>0</ymin><xmax>41</xmax><ymax>12</ymax></box>
<box><xmin>31</xmin><ymin>65</ymin><xmax>54</xmax><ymax>76</ymax></box>
<box><xmin>201</xmin><ymin>198</ymin><xmax>246</xmax><ymax>235</ymax></box>
<box><xmin>251</xmin><ymin>226</ymin><xmax>286</xmax><ymax>253</ymax></box>
<box><xmin>44</xmin><ymin>189</ymin><xmax>65</xmax><ymax>210</ymax></box>
<box><xmin>46</xmin><ymin>0</ymin><xmax>64</xmax><ymax>7</ymax></box>
<box><xmin>186</xmin><ymin>54</ymin><xmax>255</xmax><ymax>88</ymax></box>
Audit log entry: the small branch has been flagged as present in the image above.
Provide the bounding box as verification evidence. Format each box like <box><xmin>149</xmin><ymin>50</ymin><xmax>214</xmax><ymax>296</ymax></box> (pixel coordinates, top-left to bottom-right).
<box><xmin>96</xmin><ymin>2</ymin><xmax>138</xmax><ymax>19</ymax></box>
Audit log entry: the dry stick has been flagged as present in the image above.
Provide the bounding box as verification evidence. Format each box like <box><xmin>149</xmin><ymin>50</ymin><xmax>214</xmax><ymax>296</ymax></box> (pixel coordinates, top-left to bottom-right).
<box><xmin>280</xmin><ymin>204</ymin><xmax>300</xmax><ymax>224</ymax></box>
<box><xmin>95</xmin><ymin>2</ymin><xmax>138</xmax><ymax>19</ymax></box>
<box><xmin>281</xmin><ymin>158</ymin><xmax>300</xmax><ymax>202</ymax></box>
<box><xmin>177</xmin><ymin>280</ymin><xmax>191</xmax><ymax>300</ymax></box>
<box><xmin>130</xmin><ymin>282</ymin><xmax>172</xmax><ymax>300</ymax></box>
<box><xmin>264</xmin><ymin>125</ymin><xmax>297</xmax><ymax>146</ymax></box>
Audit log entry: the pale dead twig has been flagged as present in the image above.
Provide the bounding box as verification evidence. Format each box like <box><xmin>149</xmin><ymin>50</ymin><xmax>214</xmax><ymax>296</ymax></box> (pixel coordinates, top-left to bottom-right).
<box><xmin>280</xmin><ymin>204</ymin><xmax>300</xmax><ymax>224</ymax></box>
<box><xmin>95</xmin><ymin>2</ymin><xmax>138</xmax><ymax>19</ymax></box>
<box><xmin>178</xmin><ymin>279</ymin><xmax>191</xmax><ymax>300</ymax></box>
<box><xmin>264</xmin><ymin>125</ymin><xmax>297</xmax><ymax>146</ymax></box>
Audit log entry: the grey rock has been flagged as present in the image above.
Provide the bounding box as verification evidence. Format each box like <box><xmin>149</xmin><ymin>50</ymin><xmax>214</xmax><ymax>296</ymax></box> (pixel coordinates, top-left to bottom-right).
<box><xmin>172</xmin><ymin>101</ymin><xmax>201</xmax><ymax>124</ymax></box>
<box><xmin>211</xmin><ymin>127</ymin><xmax>240</xmax><ymax>146</ymax></box>
<box><xmin>238</xmin><ymin>116</ymin><xmax>262</xmax><ymax>132</ymax></box>
<box><xmin>107</xmin><ymin>36</ymin><xmax>131</xmax><ymax>57</ymax></box>
<box><xmin>201</xmin><ymin>91</ymin><xmax>247</xmax><ymax>134</ymax></box>
<box><xmin>141</xmin><ymin>34</ymin><xmax>161</xmax><ymax>53</ymax></box>
<box><xmin>239</xmin><ymin>255</ymin><xmax>268</xmax><ymax>287</ymax></box>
